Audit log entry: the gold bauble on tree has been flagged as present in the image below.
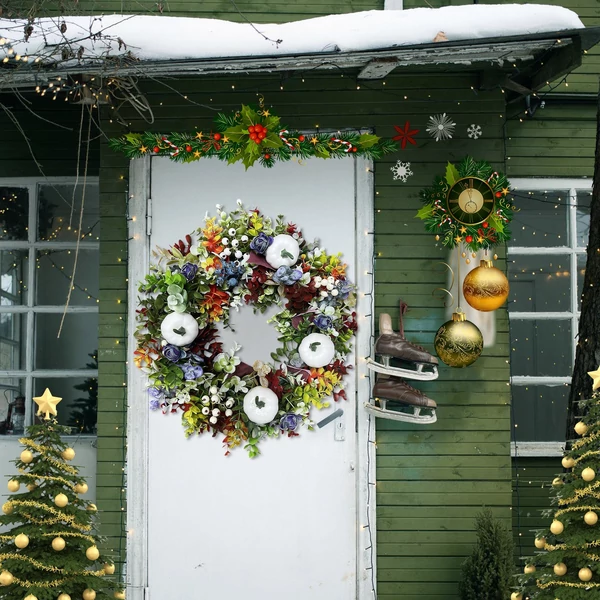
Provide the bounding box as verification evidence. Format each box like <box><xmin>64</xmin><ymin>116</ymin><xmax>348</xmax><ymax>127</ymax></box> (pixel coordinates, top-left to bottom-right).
<box><xmin>87</xmin><ymin>503</ymin><xmax>98</xmax><ymax>512</ymax></box>
<box><xmin>462</xmin><ymin>259</ymin><xmax>509</xmax><ymax>312</ymax></box>
<box><xmin>534</xmin><ymin>537</ymin><xmax>546</xmax><ymax>549</ymax></box>
<box><xmin>0</xmin><ymin>570</ymin><xmax>14</xmax><ymax>586</ymax></box>
<box><xmin>581</xmin><ymin>467</ymin><xmax>596</xmax><ymax>482</ymax></box>
<box><xmin>585</xmin><ymin>511</ymin><xmax>598</xmax><ymax>526</ymax></box>
<box><xmin>52</xmin><ymin>536</ymin><xmax>66</xmax><ymax>551</ymax></box>
<box><xmin>510</xmin><ymin>593</ymin><xmax>522</xmax><ymax>600</ymax></box>
<box><xmin>62</xmin><ymin>447</ymin><xmax>76</xmax><ymax>461</ymax></box>
<box><xmin>74</xmin><ymin>482</ymin><xmax>89</xmax><ymax>494</ymax></box>
<box><xmin>27</xmin><ymin>483</ymin><xmax>36</xmax><ymax>491</ymax></box>
<box><xmin>434</xmin><ymin>310</ymin><xmax>483</xmax><ymax>368</ymax></box>
<box><xmin>7</xmin><ymin>479</ymin><xmax>19</xmax><ymax>492</ymax></box>
<box><xmin>58</xmin><ymin>594</ymin><xmax>71</xmax><ymax>600</ymax></box>
<box><xmin>552</xmin><ymin>477</ymin><xmax>563</xmax><ymax>487</ymax></box>
<box><xmin>524</xmin><ymin>564</ymin><xmax>536</xmax><ymax>574</ymax></box>
<box><xmin>54</xmin><ymin>493</ymin><xmax>69</xmax><ymax>508</ymax></box>
<box><xmin>562</xmin><ymin>456</ymin><xmax>575</xmax><ymax>469</ymax></box>
<box><xmin>550</xmin><ymin>520</ymin><xmax>564</xmax><ymax>535</ymax></box>
<box><xmin>104</xmin><ymin>563</ymin><xmax>116</xmax><ymax>575</ymax></box>
<box><xmin>24</xmin><ymin>595</ymin><xmax>37</xmax><ymax>600</ymax></box>
<box><xmin>114</xmin><ymin>591</ymin><xmax>126</xmax><ymax>599</ymax></box>
<box><xmin>575</xmin><ymin>421</ymin><xmax>589</xmax><ymax>436</ymax></box>
<box><xmin>83</xmin><ymin>589</ymin><xmax>97</xmax><ymax>600</ymax></box>
<box><xmin>579</xmin><ymin>567</ymin><xmax>593</xmax><ymax>582</ymax></box>
<box><xmin>2</xmin><ymin>502</ymin><xmax>12</xmax><ymax>515</ymax></box>
<box><xmin>554</xmin><ymin>562</ymin><xmax>567</xmax><ymax>576</ymax></box>
<box><xmin>20</xmin><ymin>449</ymin><xmax>33</xmax><ymax>464</ymax></box>
<box><xmin>86</xmin><ymin>545</ymin><xmax>100</xmax><ymax>560</ymax></box>
<box><xmin>15</xmin><ymin>533</ymin><xmax>29</xmax><ymax>548</ymax></box>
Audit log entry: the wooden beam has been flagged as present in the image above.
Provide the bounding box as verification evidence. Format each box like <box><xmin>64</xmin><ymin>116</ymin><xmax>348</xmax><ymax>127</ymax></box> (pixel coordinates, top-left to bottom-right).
<box><xmin>358</xmin><ymin>58</ymin><xmax>399</xmax><ymax>80</ymax></box>
<box><xmin>529</xmin><ymin>36</ymin><xmax>582</xmax><ymax>91</ymax></box>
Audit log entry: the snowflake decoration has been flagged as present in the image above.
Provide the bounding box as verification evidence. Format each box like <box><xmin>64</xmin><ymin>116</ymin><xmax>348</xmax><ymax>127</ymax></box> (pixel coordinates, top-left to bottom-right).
<box><xmin>426</xmin><ymin>113</ymin><xmax>456</xmax><ymax>142</ymax></box>
<box><xmin>391</xmin><ymin>160</ymin><xmax>413</xmax><ymax>182</ymax></box>
<box><xmin>467</xmin><ymin>124</ymin><xmax>482</xmax><ymax>139</ymax></box>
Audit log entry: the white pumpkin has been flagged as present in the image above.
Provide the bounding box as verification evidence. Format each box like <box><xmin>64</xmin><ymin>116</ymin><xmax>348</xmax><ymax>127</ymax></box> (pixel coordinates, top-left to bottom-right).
<box><xmin>160</xmin><ymin>312</ymin><xmax>199</xmax><ymax>346</ymax></box>
<box><xmin>299</xmin><ymin>333</ymin><xmax>335</xmax><ymax>368</ymax></box>
<box><xmin>243</xmin><ymin>386</ymin><xmax>279</xmax><ymax>425</ymax></box>
<box><xmin>266</xmin><ymin>234</ymin><xmax>300</xmax><ymax>268</ymax></box>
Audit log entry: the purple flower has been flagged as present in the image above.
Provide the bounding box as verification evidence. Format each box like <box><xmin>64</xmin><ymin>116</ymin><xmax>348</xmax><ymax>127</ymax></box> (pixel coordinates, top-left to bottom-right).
<box><xmin>336</xmin><ymin>280</ymin><xmax>353</xmax><ymax>299</ymax></box>
<box><xmin>162</xmin><ymin>344</ymin><xmax>183</xmax><ymax>363</ymax></box>
<box><xmin>149</xmin><ymin>399</ymin><xmax>161</xmax><ymax>411</ymax></box>
<box><xmin>249</xmin><ymin>232</ymin><xmax>273</xmax><ymax>255</ymax></box>
<box><xmin>181</xmin><ymin>262</ymin><xmax>198</xmax><ymax>282</ymax></box>
<box><xmin>314</xmin><ymin>314</ymin><xmax>333</xmax><ymax>331</ymax></box>
<box><xmin>181</xmin><ymin>363</ymin><xmax>204</xmax><ymax>381</ymax></box>
<box><xmin>148</xmin><ymin>387</ymin><xmax>165</xmax><ymax>399</ymax></box>
<box><xmin>273</xmin><ymin>266</ymin><xmax>303</xmax><ymax>286</ymax></box>
<box><xmin>280</xmin><ymin>413</ymin><xmax>301</xmax><ymax>431</ymax></box>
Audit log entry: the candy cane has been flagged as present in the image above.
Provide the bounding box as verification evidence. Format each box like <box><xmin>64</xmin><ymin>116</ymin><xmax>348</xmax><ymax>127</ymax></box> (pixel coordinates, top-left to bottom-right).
<box><xmin>331</xmin><ymin>137</ymin><xmax>354</xmax><ymax>153</ymax></box>
<box><xmin>161</xmin><ymin>135</ymin><xmax>180</xmax><ymax>157</ymax></box>
<box><xmin>496</xmin><ymin>208</ymin><xmax>509</xmax><ymax>222</ymax></box>
<box><xmin>487</xmin><ymin>171</ymin><xmax>500</xmax><ymax>184</ymax></box>
<box><xmin>279</xmin><ymin>129</ymin><xmax>295</xmax><ymax>149</ymax></box>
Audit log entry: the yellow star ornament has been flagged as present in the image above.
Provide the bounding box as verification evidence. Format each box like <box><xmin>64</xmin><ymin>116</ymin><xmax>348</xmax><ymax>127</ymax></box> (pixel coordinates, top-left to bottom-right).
<box><xmin>588</xmin><ymin>366</ymin><xmax>600</xmax><ymax>391</ymax></box>
<box><xmin>33</xmin><ymin>389</ymin><xmax>62</xmax><ymax>420</ymax></box>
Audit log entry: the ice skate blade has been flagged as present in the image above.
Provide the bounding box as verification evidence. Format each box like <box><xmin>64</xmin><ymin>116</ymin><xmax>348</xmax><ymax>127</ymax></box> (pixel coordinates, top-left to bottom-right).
<box><xmin>366</xmin><ymin>358</ymin><xmax>439</xmax><ymax>381</ymax></box>
<box><xmin>364</xmin><ymin>402</ymin><xmax>437</xmax><ymax>425</ymax></box>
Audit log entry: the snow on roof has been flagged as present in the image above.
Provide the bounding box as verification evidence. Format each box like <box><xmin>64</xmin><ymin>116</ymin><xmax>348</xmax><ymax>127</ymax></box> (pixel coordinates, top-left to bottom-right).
<box><xmin>0</xmin><ymin>4</ymin><xmax>584</xmax><ymax>64</ymax></box>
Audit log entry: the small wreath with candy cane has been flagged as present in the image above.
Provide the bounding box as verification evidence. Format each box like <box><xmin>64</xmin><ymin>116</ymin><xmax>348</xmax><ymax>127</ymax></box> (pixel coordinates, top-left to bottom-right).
<box><xmin>134</xmin><ymin>202</ymin><xmax>357</xmax><ymax>458</ymax></box>
<box><xmin>416</xmin><ymin>156</ymin><xmax>513</xmax><ymax>251</ymax></box>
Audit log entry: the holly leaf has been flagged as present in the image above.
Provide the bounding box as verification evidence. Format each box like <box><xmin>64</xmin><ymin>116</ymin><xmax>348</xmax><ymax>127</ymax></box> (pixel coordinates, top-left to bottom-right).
<box><xmin>262</xmin><ymin>133</ymin><xmax>283</xmax><ymax>149</ymax></box>
<box><xmin>357</xmin><ymin>133</ymin><xmax>380</xmax><ymax>149</ymax></box>
<box><xmin>314</xmin><ymin>147</ymin><xmax>330</xmax><ymax>159</ymax></box>
<box><xmin>264</xmin><ymin>115</ymin><xmax>281</xmax><ymax>130</ymax></box>
<box><xmin>416</xmin><ymin>205</ymin><xmax>435</xmax><ymax>220</ymax></box>
<box><xmin>487</xmin><ymin>214</ymin><xmax>504</xmax><ymax>235</ymax></box>
<box><xmin>240</xmin><ymin>104</ymin><xmax>259</xmax><ymax>126</ymax></box>
<box><xmin>125</xmin><ymin>133</ymin><xmax>142</xmax><ymax>145</ymax></box>
<box><xmin>224</xmin><ymin>125</ymin><xmax>247</xmax><ymax>142</ymax></box>
<box><xmin>445</xmin><ymin>162</ymin><xmax>460</xmax><ymax>186</ymax></box>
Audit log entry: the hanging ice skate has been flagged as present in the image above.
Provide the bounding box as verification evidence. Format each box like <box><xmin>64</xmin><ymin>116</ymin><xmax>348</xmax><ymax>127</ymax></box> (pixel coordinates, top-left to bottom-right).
<box><xmin>366</xmin><ymin>302</ymin><xmax>438</xmax><ymax>425</ymax></box>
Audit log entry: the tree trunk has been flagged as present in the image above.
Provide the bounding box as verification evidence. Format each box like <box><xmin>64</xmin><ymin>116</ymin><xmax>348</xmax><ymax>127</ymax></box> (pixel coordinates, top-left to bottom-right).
<box><xmin>566</xmin><ymin>83</ymin><xmax>600</xmax><ymax>437</ymax></box>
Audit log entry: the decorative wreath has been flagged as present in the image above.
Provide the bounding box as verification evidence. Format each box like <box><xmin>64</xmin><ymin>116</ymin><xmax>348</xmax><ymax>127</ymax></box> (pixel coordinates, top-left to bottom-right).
<box><xmin>417</xmin><ymin>156</ymin><xmax>513</xmax><ymax>251</ymax></box>
<box><xmin>109</xmin><ymin>102</ymin><xmax>397</xmax><ymax>169</ymax></box>
<box><xmin>134</xmin><ymin>202</ymin><xmax>357</xmax><ymax>457</ymax></box>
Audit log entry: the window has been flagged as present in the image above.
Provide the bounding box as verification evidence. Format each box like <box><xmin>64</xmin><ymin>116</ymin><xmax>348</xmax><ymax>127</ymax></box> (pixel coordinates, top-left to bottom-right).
<box><xmin>508</xmin><ymin>179</ymin><xmax>591</xmax><ymax>456</ymax></box>
<box><xmin>0</xmin><ymin>178</ymin><xmax>99</xmax><ymax>435</ymax></box>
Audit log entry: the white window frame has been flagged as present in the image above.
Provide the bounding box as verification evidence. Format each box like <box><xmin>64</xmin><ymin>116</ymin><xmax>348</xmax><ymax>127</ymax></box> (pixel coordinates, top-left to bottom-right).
<box><xmin>509</xmin><ymin>178</ymin><xmax>591</xmax><ymax>457</ymax></box>
<box><xmin>0</xmin><ymin>177</ymin><xmax>99</xmax><ymax>434</ymax></box>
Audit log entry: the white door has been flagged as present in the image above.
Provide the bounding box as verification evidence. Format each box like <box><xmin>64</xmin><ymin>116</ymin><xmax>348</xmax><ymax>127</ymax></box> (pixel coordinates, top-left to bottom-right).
<box><xmin>128</xmin><ymin>156</ymin><xmax>375</xmax><ymax>600</ymax></box>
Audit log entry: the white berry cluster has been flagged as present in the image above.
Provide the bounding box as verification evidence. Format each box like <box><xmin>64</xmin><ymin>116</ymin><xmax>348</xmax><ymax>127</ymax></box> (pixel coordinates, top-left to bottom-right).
<box><xmin>219</xmin><ymin>228</ymin><xmax>250</xmax><ymax>261</ymax></box>
<box><xmin>200</xmin><ymin>385</ymin><xmax>235</xmax><ymax>423</ymax></box>
<box><xmin>314</xmin><ymin>275</ymin><xmax>339</xmax><ymax>298</ymax></box>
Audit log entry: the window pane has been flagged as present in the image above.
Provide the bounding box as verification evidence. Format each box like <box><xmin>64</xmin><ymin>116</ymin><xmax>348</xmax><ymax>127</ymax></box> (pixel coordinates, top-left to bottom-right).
<box><xmin>33</xmin><ymin>377</ymin><xmax>97</xmax><ymax>433</ymax></box>
<box><xmin>36</xmin><ymin>249</ymin><xmax>99</xmax><ymax>306</ymax></box>
<box><xmin>576</xmin><ymin>190</ymin><xmax>592</xmax><ymax>249</ymax></box>
<box><xmin>510</xmin><ymin>190</ymin><xmax>568</xmax><ymax>247</ymax></box>
<box><xmin>0</xmin><ymin>379</ymin><xmax>26</xmax><ymax>435</ymax></box>
<box><xmin>577</xmin><ymin>253</ymin><xmax>586</xmax><ymax>311</ymax></box>
<box><xmin>510</xmin><ymin>319</ymin><xmax>572</xmax><ymax>377</ymax></box>
<box><xmin>0</xmin><ymin>187</ymin><xmax>28</xmax><ymax>241</ymax></box>
<box><xmin>38</xmin><ymin>184</ymin><xmax>99</xmax><ymax>242</ymax></box>
<box><xmin>1</xmin><ymin>250</ymin><xmax>28</xmax><ymax>306</ymax></box>
<box><xmin>512</xmin><ymin>385</ymin><xmax>569</xmax><ymax>442</ymax></box>
<box><xmin>507</xmin><ymin>254</ymin><xmax>571</xmax><ymax>312</ymax></box>
<box><xmin>0</xmin><ymin>313</ymin><xmax>26</xmax><ymax>370</ymax></box>
<box><xmin>35</xmin><ymin>313</ymin><xmax>98</xmax><ymax>370</ymax></box>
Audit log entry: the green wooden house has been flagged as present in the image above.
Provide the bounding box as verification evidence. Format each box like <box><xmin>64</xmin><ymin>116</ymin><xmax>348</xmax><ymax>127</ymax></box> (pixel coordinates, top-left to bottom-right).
<box><xmin>0</xmin><ymin>1</ymin><xmax>598</xmax><ymax>598</ymax></box>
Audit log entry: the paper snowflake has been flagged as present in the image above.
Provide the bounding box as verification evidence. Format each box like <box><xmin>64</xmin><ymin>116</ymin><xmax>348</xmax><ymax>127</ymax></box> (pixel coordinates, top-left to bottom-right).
<box><xmin>467</xmin><ymin>124</ymin><xmax>482</xmax><ymax>139</ymax></box>
<box><xmin>426</xmin><ymin>113</ymin><xmax>456</xmax><ymax>142</ymax></box>
<box><xmin>391</xmin><ymin>160</ymin><xmax>413</xmax><ymax>182</ymax></box>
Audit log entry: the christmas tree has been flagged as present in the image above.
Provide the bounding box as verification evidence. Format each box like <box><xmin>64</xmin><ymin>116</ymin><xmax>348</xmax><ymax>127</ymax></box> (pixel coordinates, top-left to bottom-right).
<box><xmin>515</xmin><ymin>368</ymin><xmax>600</xmax><ymax>599</ymax></box>
<box><xmin>0</xmin><ymin>388</ymin><xmax>124</xmax><ymax>600</ymax></box>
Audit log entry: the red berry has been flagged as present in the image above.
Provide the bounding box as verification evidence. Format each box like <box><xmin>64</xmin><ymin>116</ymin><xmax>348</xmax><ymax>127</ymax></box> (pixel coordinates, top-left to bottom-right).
<box><xmin>161</xmin><ymin>136</ymin><xmax>167</xmax><ymax>141</ymax></box>
<box><xmin>255</xmin><ymin>139</ymin><xmax>261</xmax><ymax>145</ymax></box>
<box><xmin>250</xmin><ymin>133</ymin><xmax>258</xmax><ymax>140</ymax></box>
<box><xmin>258</xmin><ymin>132</ymin><xmax>266</xmax><ymax>140</ymax></box>
<box><xmin>213</xmin><ymin>133</ymin><xmax>222</xmax><ymax>141</ymax></box>
<box><xmin>352</xmin><ymin>147</ymin><xmax>358</xmax><ymax>153</ymax></box>
<box><xmin>495</xmin><ymin>191</ymin><xmax>502</xmax><ymax>198</ymax></box>
<box><xmin>254</xmin><ymin>123</ymin><xmax>262</xmax><ymax>132</ymax></box>
<box><xmin>299</xmin><ymin>135</ymin><xmax>305</xmax><ymax>142</ymax></box>
<box><xmin>264</xmin><ymin>154</ymin><xmax>271</xmax><ymax>159</ymax></box>
<box><xmin>185</xmin><ymin>145</ymin><xmax>192</xmax><ymax>152</ymax></box>
<box><xmin>153</xmin><ymin>146</ymin><xmax>160</xmax><ymax>153</ymax></box>
<box><xmin>262</xmin><ymin>127</ymin><xmax>268</xmax><ymax>134</ymax></box>
<box><xmin>465</xmin><ymin>235</ymin><xmax>473</xmax><ymax>243</ymax></box>
<box><xmin>248</xmin><ymin>126</ymin><xmax>255</xmax><ymax>133</ymax></box>
<box><xmin>483</xmin><ymin>222</ymin><xmax>489</xmax><ymax>229</ymax></box>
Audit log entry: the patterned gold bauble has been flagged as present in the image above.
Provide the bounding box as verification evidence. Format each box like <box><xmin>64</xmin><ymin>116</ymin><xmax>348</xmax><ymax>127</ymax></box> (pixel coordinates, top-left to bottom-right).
<box><xmin>552</xmin><ymin>477</ymin><xmax>563</xmax><ymax>487</ymax></box>
<box><xmin>463</xmin><ymin>259</ymin><xmax>509</xmax><ymax>312</ymax></box>
<box><xmin>74</xmin><ymin>482</ymin><xmax>89</xmax><ymax>494</ymax></box>
<box><xmin>20</xmin><ymin>450</ymin><xmax>33</xmax><ymax>464</ymax></box>
<box><xmin>434</xmin><ymin>310</ymin><xmax>483</xmax><ymax>368</ymax></box>
<box><xmin>62</xmin><ymin>448</ymin><xmax>75</xmax><ymax>461</ymax></box>
<box><xmin>579</xmin><ymin>567</ymin><xmax>593</xmax><ymax>582</ymax></box>
<box><xmin>58</xmin><ymin>594</ymin><xmax>71</xmax><ymax>600</ymax></box>
<box><xmin>15</xmin><ymin>533</ymin><xmax>29</xmax><ymax>548</ymax></box>
<box><xmin>562</xmin><ymin>456</ymin><xmax>575</xmax><ymax>469</ymax></box>
<box><xmin>52</xmin><ymin>536</ymin><xmax>66</xmax><ymax>551</ymax></box>
<box><xmin>114</xmin><ymin>591</ymin><xmax>126</xmax><ymax>599</ymax></box>
<box><xmin>7</xmin><ymin>479</ymin><xmax>19</xmax><ymax>492</ymax></box>
<box><xmin>554</xmin><ymin>562</ymin><xmax>567</xmax><ymax>576</ymax></box>
<box><xmin>54</xmin><ymin>493</ymin><xmax>68</xmax><ymax>508</ymax></box>
<box><xmin>550</xmin><ymin>520</ymin><xmax>564</xmax><ymax>535</ymax></box>
<box><xmin>584</xmin><ymin>511</ymin><xmax>598</xmax><ymax>526</ymax></box>
<box><xmin>575</xmin><ymin>421</ymin><xmax>589</xmax><ymax>436</ymax></box>
<box><xmin>0</xmin><ymin>570</ymin><xmax>14</xmax><ymax>586</ymax></box>
<box><xmin>534</xmin><ymin>537</ymin><xmax>546</xmax><ymax>549</ymax></box>
<box><xmin>524</xmin><ymin>564</ymin><xmax>536</xmax><ymax>574</ymax></box>
<box><xmin>83</xmin><ymin>589</ymin><xmax>96</xmax><ymax>600</ymax></box>
<box><xmin>510</xmin><ymin>593</ymin><xmax>522</xmax><ymax>600</ymax></box>
<box><xmin>582</xmin><ymin>467</ymin><xmax>596</xmax><ymax>482</ymax></box>
<box><xmin>104</xmin><ymin>563</ymin><xmax>116</xmax><ymax>575</ymax></box>
<box><xmin>2</xmin><ymin>502</ymin><xmax>13</xmax><ymax>515</ymax></box>
<box><xmin>86</xmin><ymin>545</ymin><xmax>100</xmax><ymax>560</ymax></box>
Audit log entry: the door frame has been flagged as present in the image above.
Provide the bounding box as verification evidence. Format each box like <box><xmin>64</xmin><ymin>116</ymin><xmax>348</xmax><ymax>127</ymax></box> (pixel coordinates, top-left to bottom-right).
<box><xmin>125</xmin><ymin>154</ymin><xmax>376</xmax><ymax>599</ymax></box>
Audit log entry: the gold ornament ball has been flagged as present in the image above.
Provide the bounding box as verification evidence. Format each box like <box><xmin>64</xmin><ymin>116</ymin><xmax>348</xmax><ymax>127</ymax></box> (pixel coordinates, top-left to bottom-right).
<box><xmin>524</xmin><ymin>564</ymin><xmax>536</xmax><ymax>574</ymax></box>
<box><xmin>7</xmin><ymin>479</ymin><xmax>19</xmax><ymax>492</ymax></box>
<box><xmin>83</xmin><ymin>589</ymin><xmax>96</xmax><ymax>600</ymax></box>
<box><xmin>74</xmin><ymin>482</ymin><xmax>89</xmax><ymax>494</ymax></box>
<box><xmin>15</xmin><ymin>533</ymin><xmax>29</xmax><ymax>549</ymax></box>
<box><xmin>52</xmin><ymin>536</ymin><xmax>66</xmax><ymax>551</ymax></box>
<box><xmin>27</xmin><ymin>483</ymin><xmax>37</xmax><ymax>491</ymax></box>
<box><xmin>86</xmin><ymin>545</ymin><xmax>100</xmax><ymax>561</ymax></box>
<box><xmin>2</xmin><ymin>502</ymin><xmax>13</xmax><ymax>515</ymax></box>
<box><xmin>434</xmin><ymin>311</ymin><xmax>483</xmax><ymax>368</ymax></box>
<box><xmin>552</xmin><ymin>477</ymin><xmax>563</xmax><ymax>487</ymax></box>
<box><xmin>104</xmin><ymin>563</ymin><xmax>116</xmax><ymax>575</ymax></box>
<box><xmin>62</xmin><ymin>447</ymin><xmax>75</xmax><ymax>461</ymax></box>
<box><xmin>114</xmin><ymin>591</ymin><xmax>126</xmax><ymax>600</ymax></box>
<box><xmin>87</xmin><ymin>503</ymin><xmax>98</xmax><ymax>512</ymax></box>
<box><xmin>534</xmin><ymin>537</ymin><xmax>546</xmax><ymax>549</ymax></box>
<box><xmin>20</xmin><ymin>450</ymin><xmax>33</xmax><ymax>464</ymax></box>
<box><xmin>510</xmin><ymin>593</ymin><xmax>522</xmax><ymax>600</ymax></box>
<box><xmin>575</xmin><ymin>421</ymin><xmax>589</xmax><ymax>436</ymax></box>
<box><xmin>58</xmin><ymin>594</ymin><xmax>71</xmax><ymax>600</ymax></box>
<box><xmin>562</xmin><ymin>456</ymin><xmax>575</xmax><ymax>469</ymax></box>
<box><xmin>582</xmin><ymin>467</ymin><xmax>596</xmax><ymax>482</ymax></box>
<box><xmin>0</xmin><ymin>570</ymin><xmax>14</xmax><ymax>586</ymax></box>
<box><xmin>579</xmin><ymin>567</ymin><xmax>593</xmax><ymax>582</ymax></box>
<box><xmin>463</xmin><ymin>259</ymin><xmax>510</xmax><ymax>312</ymax></box>
<box><xmin>554</xmin><ymin>563</ymin><xmax>567</xmax><ymax>576</ymax></box>
<box><xmin>550</xmin><ymin>520</ymin><xmax>564</xmax><ymax>535</ymax></box>
<box><xmin>54</xmin><ymin>493</ymin><xmax>68</xmax><ymax>508</ymax></box>
<box><xmin>585</xmin><ymin>511</ymin><xmax>599</xmax><ymax>526</ymax></box>
<box><xmin>24</xmin><ymin>595</ymin><xmax>37</xmax><ymax>600</ymax></box>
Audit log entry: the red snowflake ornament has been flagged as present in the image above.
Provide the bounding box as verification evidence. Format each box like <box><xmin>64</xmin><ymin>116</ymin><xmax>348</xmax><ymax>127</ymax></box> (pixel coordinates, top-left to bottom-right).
<box><xmin>392</xmin><ymin>121</ymin><xmax>419</xmax><ymax>149</ymax></box>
